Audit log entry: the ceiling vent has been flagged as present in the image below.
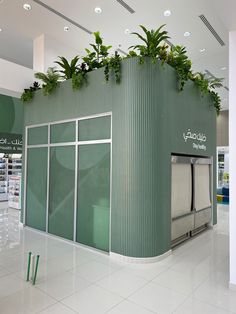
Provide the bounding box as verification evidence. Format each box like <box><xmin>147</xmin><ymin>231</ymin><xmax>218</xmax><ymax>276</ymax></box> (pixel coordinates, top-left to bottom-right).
<box><xmin>199</xmin><ymin>14</ymin><xmax>225</xmax><ymax>46</ymax></box>
<box><xmin>116</xmin><ymin>48</ymin><xmax>127</xmax><ymax>55</ymax></box>
<box><xmin>32</xmin><ymin>0</ymin><xmax>92</xmax><ymax>34</ymax></box>
<box><xmin>116</xmin><ymin>0</ymin><xmax>135</xmax><ymax>14</ymax></box>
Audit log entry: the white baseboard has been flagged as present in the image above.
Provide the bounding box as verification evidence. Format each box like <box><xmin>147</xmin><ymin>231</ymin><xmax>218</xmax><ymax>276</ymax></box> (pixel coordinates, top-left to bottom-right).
<box><xmin>229</xmin><ymin>282</ymin><xmax>236</xmax><ymax>291</ymax></box>
<box><xmin>110</xmin><ymin>250</ymin><xmax>172</xmax><ymax>264</ymax></box>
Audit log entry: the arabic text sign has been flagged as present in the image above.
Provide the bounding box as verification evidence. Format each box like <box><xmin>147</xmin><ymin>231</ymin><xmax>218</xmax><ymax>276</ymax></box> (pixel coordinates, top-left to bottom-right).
<box><xmin>0</xmin><ymin>133</ymin><xmax>22</xmax><ymax>153</ymax></box>
<box><xmin>183</xmin><ymin>129</ymin><xmax>207</xmax><ymax>151</ymax></box>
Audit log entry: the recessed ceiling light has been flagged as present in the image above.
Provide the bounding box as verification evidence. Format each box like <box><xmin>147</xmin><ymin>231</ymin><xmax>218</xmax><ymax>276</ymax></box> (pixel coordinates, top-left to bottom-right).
<box><xmin>124</xmin><ymin>29</ymin><xmax>131</xmax><ymax>34</ymax></box>
<box><xmin>199</xmin><ymin>48</ymin><xmax>206</xmax><ymax>53</ymax></box>
<box><xmin>164</xmin><ymin>10</ymin><xmax>171</xmax><ymax>17</ymax></box>
<box><xmin>94</xmin><ymin>7</ymin><xmax>102</xmax><ymax>14</ymax></box>
<box><xmin>23</xmin><ymin>3</ymin><xmax>32</xmax><ymax>11</ymax></box>
<box><xmin>0</xmin><ymin>28</ymin><xmax>2</xmax><ymax>32</ymax></box>
<box><xmin>64</xmin><ymin>26</ymin><xmax>69</xmax><ymax>32</ymax></box>
<box><xmin>221</xmin><ymin>66</ymin><xmax>227</xmax><ymax>71</ymax></box>
<box><xmin>184</xmin><ymin>31</ymin><xmax>191</xmax><ymax>37</ymax></box>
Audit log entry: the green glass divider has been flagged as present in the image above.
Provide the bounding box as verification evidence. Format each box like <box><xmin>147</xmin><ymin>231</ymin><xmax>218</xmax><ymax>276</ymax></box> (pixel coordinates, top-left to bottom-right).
<box><xmin>50</xmin><ymin>121</ymin><xmax>75</xmax><ymax>143</ymax></box>
<box><xmin>79</xmin><ymin>116</ymin><xmax>111</xmax><ymax>141</ymax></box>
<box><xmin>28</xmin><ymin>125</ymin><xmax>48</xmax><ymax>145</ymax></box>
<box><xmin>48</xmin><ymin>145</ymin><xmax>75</xmax><ymax>240</ymax></box>
<box><xmin>26</xmin><ymin>147</ymin><xmax>48</xmax><ymax>231</ymax></box>
<box><xmin>77</xmin><ymin>143</ymin><xmax>110</xmax><ymax>252</ymax></box>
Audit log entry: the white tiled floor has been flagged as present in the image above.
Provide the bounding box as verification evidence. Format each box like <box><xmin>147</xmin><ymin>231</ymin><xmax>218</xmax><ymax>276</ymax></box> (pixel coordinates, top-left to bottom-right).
<box><xmin>0</xmin><ymin>202</ymin><xmax>234</xmax><ymax>314</ymax></box>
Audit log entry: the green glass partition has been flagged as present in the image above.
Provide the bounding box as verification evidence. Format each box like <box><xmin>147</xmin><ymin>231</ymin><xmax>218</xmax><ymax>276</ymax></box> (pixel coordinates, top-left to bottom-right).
<box><xmin>28</xmin><ymin>125</ymin><xmax>48</xmax><ymax>145</ymax></box>
<box><xmin>77</xmin><ymin>144</ymin><xmax>110</xmax><ymax>251</ymax></box>
<box><xmin>26</xmin><ymin>147</ymin><xmax>48</xmax><ymax>231</ymax></box>
<box><xmin>48</xmin><ymin>146</ymin><xmax>75</xmax><ymax>240</ymax></box>
<box><xmin>79</xmin><ymin>116</ymin><xmax>111</xmax><ymax>141</ymax></box>
<box><xmin>50</xmin><ymin>121</ymin><xmax>75</xmax><ymax>143</ymax></box>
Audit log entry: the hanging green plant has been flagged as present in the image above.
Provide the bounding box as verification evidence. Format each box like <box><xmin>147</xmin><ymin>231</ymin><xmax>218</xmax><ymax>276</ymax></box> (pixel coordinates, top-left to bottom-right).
<box><xmin>104</xmin><ymin>51</ymin><xmax>122</xmax><ymax>83</ymax></box>
<box><xmin>72</xmin><ymin>63</ymin><xmax>88</xmax><ymax>91</ymax></box>
<box><xmin>21</xmin><ymin>82</ymin><xmax>41</xmax><ymax>103</ymax></box>
<box><xmin>167</xmin><ymin>45</ymin><xmax>192</xmax><ymax>90</ymax></box>
<box><xmin>55</xmin><ymin>56</ymin><xmax>80</xmax><ymax>80</ymax></box>
<box><xmin>34</xmin><ymin>67</ymin><xmax>61</xmax><ymax>96</ymax></box>
<box><xmin>129</xmin><ymin>24</ymin><xmax>170</xmax><ymax>64</ymax></box>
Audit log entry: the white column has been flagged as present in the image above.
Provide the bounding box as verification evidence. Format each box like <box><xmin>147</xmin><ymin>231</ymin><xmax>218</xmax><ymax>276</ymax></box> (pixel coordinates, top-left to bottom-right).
<box><xmin>229</xmin><ymin>31</ymin><xmax>236</xmax><ymax>289</ymax></box>
<box><xmin>33</xmin><ymin>34</ymin><xmax>45</xmax><ymax>72</ymax></box>
<box><xmin>33</xmin><ymin>34</ymin><xmax>80</xmax><ymax>73</ymax></box>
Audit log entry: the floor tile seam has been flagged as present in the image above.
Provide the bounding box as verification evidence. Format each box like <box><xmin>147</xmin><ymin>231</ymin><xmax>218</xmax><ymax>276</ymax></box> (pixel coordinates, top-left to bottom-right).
<box><xmin>192</xmin><ymin>294</ymin><xmax>236</xmax><ymax>314</ymax></box>
<box><xmin>104</xmin><ymin>298</ymin><xmax>158</xmax><ymax>314</ymax></box>
<box><xmin>36</xmin><ymin>279</ymin><xmax>94</xmax><ymax>302</ymax></box>
<box><xmin>0</xmin><ymin>284</ymin><xmax>35</xmax><ymax>304</ymax></box>
<box><xmin>93</xmin><ymin>275</ymin><xmax>149</xmax><ymax>299</ymax></box>
<box><xmin>149</xmin><ymin>268</ymin><xmax>209</xmax><ymax>294</ymax></box>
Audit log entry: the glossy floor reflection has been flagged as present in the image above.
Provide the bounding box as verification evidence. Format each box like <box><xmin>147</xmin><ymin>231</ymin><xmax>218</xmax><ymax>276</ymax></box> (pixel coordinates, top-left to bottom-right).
<box><xmin>0</xmin><ymin>202</ymin><xmax>234</xmax><ymax>314</ymax></box>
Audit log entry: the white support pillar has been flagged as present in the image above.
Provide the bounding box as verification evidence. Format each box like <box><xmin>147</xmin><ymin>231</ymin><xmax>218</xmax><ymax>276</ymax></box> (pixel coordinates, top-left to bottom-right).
<box><xmin>229</xmin><ymin>31</ymin><xmax>236</xmax><ymax>289</ymax></box>
<box><xmin>33</xmin><ymin>34</ymin><xmax>80</xmax><ymax>73</ymax></box>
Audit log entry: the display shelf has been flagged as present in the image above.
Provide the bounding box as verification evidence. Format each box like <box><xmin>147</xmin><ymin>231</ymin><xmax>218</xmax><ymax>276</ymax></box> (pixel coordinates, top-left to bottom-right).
<box><xmin>0</xmin><ymin>157</ymin><xmax>8</xmax><ymax>201</ymax></box>
<box><xmin>8</xmin><ymin>175</ymin><xmax>21</xmax><ymax>209</ymax></box>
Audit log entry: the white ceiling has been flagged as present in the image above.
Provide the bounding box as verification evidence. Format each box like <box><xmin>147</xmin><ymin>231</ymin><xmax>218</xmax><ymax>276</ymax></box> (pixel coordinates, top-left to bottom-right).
<box><xmin>0</xmin><ymin>0</ymin><xmax>233</xmax><ymax>110</ymax></box>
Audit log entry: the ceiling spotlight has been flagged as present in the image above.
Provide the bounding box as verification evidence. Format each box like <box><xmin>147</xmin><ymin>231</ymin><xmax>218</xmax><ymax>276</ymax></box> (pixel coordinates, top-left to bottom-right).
<box><xmin>94</xmin><ymin>7</ymin><xmax>102</xmax><ymax>14</ymax></box>
<box><xmin>164</xmin><ymin>10</ymin><xmax>171</xmax><ymax>17</ymax></box>
<box><xmin>221</xmin><ymin>66</ymin><xmax>227</xmax><ymax>70</ymax></box>
<box><xmin>124</xmin><ymin>29</ymin><xmax>131</xmax><ymax>34</ymax></box>
<box><xmin>199</xmin><ymin>48</ymin><xmax>206</xmax><ymax>53</ymax></box>
<box><xmin>0</xmin><ymin>28</ymin><xmax>2</xmax><ymax>32</ymax></box>
<box><xmin>64</xmin><ymin>26</ymin><xmax>69</xmax><ymax>32</ymax></box>
<box><xmin>23</xmin><ymin>3</ymin><xmax>32</xmax><ymax>11</ymax></box>
<box><xmin>184</xmin><ymin>31</ymin><xmax>191</xmax><ymax>37</ymax></box>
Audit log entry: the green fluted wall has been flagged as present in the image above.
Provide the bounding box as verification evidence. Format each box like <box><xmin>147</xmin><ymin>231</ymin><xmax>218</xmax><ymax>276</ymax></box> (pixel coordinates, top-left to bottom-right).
<box><xmin>23</xmin><ymin>58</ymin><xmax>216</xmax><ymax>258</ymax></box>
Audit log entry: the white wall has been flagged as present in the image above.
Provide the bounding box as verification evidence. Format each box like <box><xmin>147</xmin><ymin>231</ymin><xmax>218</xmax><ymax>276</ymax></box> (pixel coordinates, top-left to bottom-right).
<box><xmin>0</xmin><ymin>58</ymin><xmax>34</xmax><ymax>97</ymax></box>
<box><xmin>229</xmin><ymin>31</ymin><xmax>236</xmax><ymax>288</ymax></box>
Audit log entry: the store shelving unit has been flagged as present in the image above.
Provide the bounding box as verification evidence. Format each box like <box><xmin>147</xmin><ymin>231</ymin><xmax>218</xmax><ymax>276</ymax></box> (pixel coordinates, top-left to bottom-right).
<box><xmin>8</xmin><ymin>175</ymin><xmax>21</xmax><ymax>209</ymax></box>
<box><xmin>0</xmin><ymin>157</ymin><xmax>8</xmax><ymax>202</ymax></box>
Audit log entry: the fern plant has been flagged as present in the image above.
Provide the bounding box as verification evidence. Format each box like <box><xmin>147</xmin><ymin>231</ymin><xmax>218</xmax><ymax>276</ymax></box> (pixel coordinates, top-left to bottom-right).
<box><xmin>21</xmin><ymin>81</ymin><xmax>41</xmax><ymax>103</ymax></box>
<box><xmin>34</xmin><ymin>67</ymin><xmax>61</xmax><ymax>96</ymax></box>
<box><xmin>129</xmin><ymin>25</ymin><xmax>170</xmax><ymax>63</ymax></box>
<box><xmin>55</xmin><ymin>56</ymin><xmax>79</xmax><ymax>79</ymax></box>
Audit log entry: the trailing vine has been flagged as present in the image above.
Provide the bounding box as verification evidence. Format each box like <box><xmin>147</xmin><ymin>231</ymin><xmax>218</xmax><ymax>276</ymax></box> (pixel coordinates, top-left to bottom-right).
<box><xmin>21</xmin><ymin>25</ymin><xmax>223</xmax><ymax>115</ymax></box>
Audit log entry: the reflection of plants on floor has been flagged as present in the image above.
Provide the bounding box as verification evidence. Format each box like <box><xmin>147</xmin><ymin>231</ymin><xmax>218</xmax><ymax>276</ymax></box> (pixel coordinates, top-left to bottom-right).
<box><xmin>22</xmin><ymin>25</ymin><xmax>223</xmax><ymax>114</ymax></box>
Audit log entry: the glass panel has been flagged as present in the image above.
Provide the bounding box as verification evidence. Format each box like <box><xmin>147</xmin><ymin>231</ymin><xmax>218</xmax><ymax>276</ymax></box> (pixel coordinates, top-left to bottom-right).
<box><xmin>50</xmin><ymin>121</ymin><xmax>75</xmax><ymax>143</ymax></box>
<box><xmin>48</xmin><ymin>146</ymin><xmax>75</xmax><ymax>240</ymax></box>
<box><xmin>28</xmin><ymin>126</ymin><xmax>48</xmax><ymax>145</ymax></box>
<box><xmin>77</xmin><ymin>144</ymin><xmax>110</xmax><ymax>251</ymax></box>
<box><xmin>26</xmin><ymin>147</ymin><xmax>48</xmax><ymax>231</ymax></box>
<box><xmin>79</xmin><ymin>116</ymin><xmax>111</xmax><ymax>141</ymax></box>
